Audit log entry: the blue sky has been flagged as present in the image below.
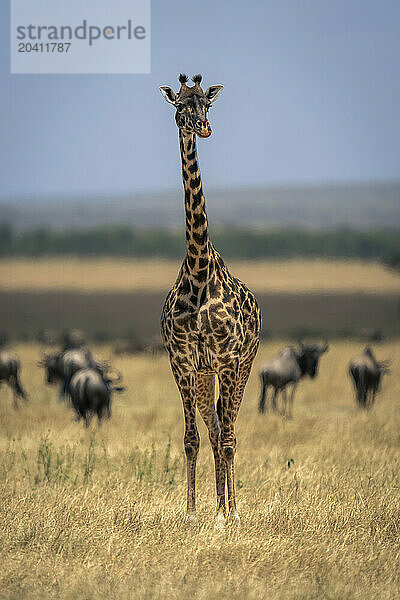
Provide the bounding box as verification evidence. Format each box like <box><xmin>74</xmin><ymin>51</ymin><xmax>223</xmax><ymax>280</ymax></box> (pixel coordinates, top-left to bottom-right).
<box><xmin>1</xmin><ymin>0</ymin><xmax>400</xmax><ymax>200</ymax></box>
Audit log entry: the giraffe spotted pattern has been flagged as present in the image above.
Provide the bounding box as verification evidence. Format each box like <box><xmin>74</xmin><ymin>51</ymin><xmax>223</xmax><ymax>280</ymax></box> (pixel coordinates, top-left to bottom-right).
<box><xmin>160</xmin><ymin>74</ymin><xmax>261</xmax><ymax>526</ymax></box>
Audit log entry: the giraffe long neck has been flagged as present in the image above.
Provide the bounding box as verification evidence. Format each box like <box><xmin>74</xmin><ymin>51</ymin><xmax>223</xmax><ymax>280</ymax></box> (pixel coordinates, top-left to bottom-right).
<box><xmin>179</xmin><ymin>130</ymin><xmax>211</xmax><ymax>278</ymax></box>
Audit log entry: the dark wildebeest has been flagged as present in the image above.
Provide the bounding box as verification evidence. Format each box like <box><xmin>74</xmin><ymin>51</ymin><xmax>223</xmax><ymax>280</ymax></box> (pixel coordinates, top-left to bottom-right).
<box><xmin>349</xmin><ymin>347</ymin><xmax>390</xmax><ymax>409</ymax></box>
<box><xmin>62</xmin><ymin>329</ymin><xmax>86</xmax><ymax>351</ymax></box>
<box><xmin>113</xmin><ymin>338</ymin><xmax>145</xmax><ymax>355</ymax></box>
<box><xmin>39</xmin><ymin>348</ymin><xmax>108</xmax><ymax>399</ymax></box>
<box><xmin>69</xmin><ymin>368</ymin><xmax>125</xmax><ymax>427</ymax></box>
<box><xmin>36</xmin><ymin>329</ymin><xmax>58</xmax><ymax>346</ymax></box>
<box><xmin>113</xmin><ymin>337</ymin><xmax>165</xmax><ymax>356</ymax></box>
<box><xmin>258</xmin><ymin>342</ymin><xmax>329</xmax><ymax>418</ymax></box>
<box><xmin>0</xmin><ymin>350</ymin><xmax>28</xmax><ymax>408</ymax></box>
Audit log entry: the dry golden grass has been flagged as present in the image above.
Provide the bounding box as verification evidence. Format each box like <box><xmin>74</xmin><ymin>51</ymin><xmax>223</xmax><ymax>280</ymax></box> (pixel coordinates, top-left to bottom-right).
<box><xmin>1</xmin><ymin>258</ymin><xmax>399</xmax><ymax>294</ymax></box>
<box><xmin>0</xmin><ymin>340</ymin><xmax>399</xmax><ymax>599</ymax></box>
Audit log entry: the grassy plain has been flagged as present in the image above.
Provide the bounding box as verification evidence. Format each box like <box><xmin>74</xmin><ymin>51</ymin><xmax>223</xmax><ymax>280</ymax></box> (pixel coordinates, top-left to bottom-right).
<box><xmin>0</xmin><ymin>340</ymin><xmax>399</xmax><ymax>599</ymax></box>
<box><xmin>1</xmin><ymin>258</ymin><xmax>399</xmax><ymax>294</ymax></box>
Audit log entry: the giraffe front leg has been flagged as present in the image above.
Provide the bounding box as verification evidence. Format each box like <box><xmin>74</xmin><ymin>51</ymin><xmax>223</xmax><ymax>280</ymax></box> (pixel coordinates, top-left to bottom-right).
<box><xmin>218</xmin><ymin>364</ymin><xmax>240</xmax><ymax>526</ymax></box>
<box><xmin>171</xmin><ymin>366</ymin><xmax>199</xmax><ymax>525</ymax></box>
<box><xmin>196</xmin><ymin>374</ymin><xmax>226</xmax><ymax>528</ymax></box>
<box><xmin>226</xmin><ymin>354</ymin><xmax>258</xmax><ymax>527</ymax></box>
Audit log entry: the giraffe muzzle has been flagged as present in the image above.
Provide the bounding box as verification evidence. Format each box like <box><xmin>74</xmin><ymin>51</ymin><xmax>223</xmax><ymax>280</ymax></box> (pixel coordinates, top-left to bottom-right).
<box><xmin>196</xmin><ymin>121</ymin><xmax>211</xmax><ymax>138</ymax></box>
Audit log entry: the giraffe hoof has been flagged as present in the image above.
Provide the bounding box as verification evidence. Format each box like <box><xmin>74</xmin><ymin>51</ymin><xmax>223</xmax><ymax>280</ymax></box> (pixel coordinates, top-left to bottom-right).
<box><xmin>214</xmin><ymin>512</ymin><xmax>226</xmax><ymax>530</ymax></box>
<box><xmin>184</xmin><ymin>513</ymin><xmax>199</xmax><ymax>528</ymax></box>
<box><xmin>231</xmin><ymin>511</ymin><xmax>241</xmax><ymax>528</ymax></box>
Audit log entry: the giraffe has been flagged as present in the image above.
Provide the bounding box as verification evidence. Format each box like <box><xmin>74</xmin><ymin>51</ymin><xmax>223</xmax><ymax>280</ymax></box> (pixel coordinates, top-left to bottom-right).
<box><xmin>160</xmin><ymin>74</ymin><xmax>261</xmax><ymax>527</ymax></box>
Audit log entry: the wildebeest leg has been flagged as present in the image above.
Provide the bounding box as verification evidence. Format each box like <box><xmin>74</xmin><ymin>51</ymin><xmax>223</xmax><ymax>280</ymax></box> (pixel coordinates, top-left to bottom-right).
<box><xmin>13</xmin><ymin>374</ymin><xmax>28</xmax><ymax>402</ymax></box>
<box><xmin>9</xmin><ymin>378</ymin><xmax>19</xmax><ymax>409</ymax></box>
<box><xmin>368</xmin><ymin>387</ymin><xmax>376</xmax><ymax>410</ymax></box>
<box><xmin>70</xmin><ymin>394</ymin><xmax>82</xmax><ymax>421</ymax></box>
<box><xmin>196</xmin><ymin>373</ymin><xmax>226</xmax><ymax>527</ymax></box>
<box><xmin>96</xmin><ymin>406</ymin><xmax>104</xmax><ymax>424</ymax></box>
<box><xmin>287</xmin><ymin>384</ymin><xmax>297</xmax><ymax>419</ymax></box>
<box><xmin>350</xmin><ymin>370</ymin><xmax>360</xmax><ymax>407</ymax></box>
<box><xmin>281</xmin><ymin>388</ymin><xmax>288</xmax><ymax>417</ymax></box>
<box><xmin>355</xmin><ymin>378</ymin><xmax>365</xmax><ymax>408</ymax></box>
<box><xmin>258</xmin><ymin>376</ymin><xmax>268</xmax><ymax>414</ymax></box>
<box><xmin>361</xmin><ymin>385</ymin><xmax>368</xmax><ymax>409</ymax></box>
<box><xmin>372</xmin><ymin>386</ymin><xmax>378</xmax><ymax>408</ymax></box>
<box><xmin>171</xmin><ymin>362</ymin><xmax>198</xmax><ymax>525</ymax></box>
<box><xmin>60</xmin><ymin>377</ymin><xmax>71</xmax><ymax>401</ymax></box>
<box><xmin>84</xmin><ymin>412</ymin><xmax>93</xmax><ymax>428</ymax></box>
<box><xmin>59</xmin><ymin>380</ymin><xmax>69</xmax><ymax>402</ymax></box>
<box><xmin>271</xmin><ymin>387</ymin><xmax>279</xmax><ymax>413</ymax></box>
<box><xmin>364</xmin><ymin>391</ymin><xmax>370</xmax><ymax>409</ymax></box>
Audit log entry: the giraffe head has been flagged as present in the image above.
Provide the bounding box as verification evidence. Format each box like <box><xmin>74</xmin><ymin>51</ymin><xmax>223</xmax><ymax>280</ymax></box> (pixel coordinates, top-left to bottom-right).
<box><xmin>160</xmin><ymin>74</ymin><xmax>223</xmax><ymax>138</ymax></box>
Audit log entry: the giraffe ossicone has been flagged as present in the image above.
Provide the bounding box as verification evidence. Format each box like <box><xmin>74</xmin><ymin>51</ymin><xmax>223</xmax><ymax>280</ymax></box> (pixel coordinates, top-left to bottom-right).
<box><xmin>160</xmin><ymin>74</ymin><xmax>261</xmax><ymax>527</ymax></box>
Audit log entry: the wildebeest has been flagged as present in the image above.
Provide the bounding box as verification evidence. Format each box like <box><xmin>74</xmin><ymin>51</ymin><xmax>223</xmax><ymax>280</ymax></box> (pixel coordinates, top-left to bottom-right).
<box><xmin>349</xmin><ymin>347</ymin><xmax>390</xmax><ymax>409</ymax></box>
<box><xmin>258</xmin><ymin>342</ymin><xmax>329</xmax><ymax>418</ymax></box>
<box><xmin>0</xmin><ymin>331</ymin><xmax>9</xmax><ymax>348</ymax></box>
<box><xmin>62</xmin><ymin>329</ymin><xmax>86</xmax><ymax>351</ymax></box>
<box><xmin>0</xmin><ymin>350</ymin><xmax>28</xmax><ymax>408</ymax></box>
<box><xmin>39</xmin><ymin>347</ymin><xmax>108</xmax><ymax>399</ymax></box>
<box><xmin>113</xmin><ymin>338</ymin><xmax>145</xmax><ymax>355</ymax></box>
<box><xmin>145</xmin><ymin>336</ymin><xmax>166</xmax><ymax>356</ymax></box>
<box><xmin>69</xmin><ymin>368</ymin><xmax>125</xmax><ymax>427</ymax></box>
<box><xmin>113</xmin><ymin>336</ymin><xmax>165</xmax><ymax>356</ymax></box>
<box><xmin>36</xmin><ymin>329</ymin><xmax>58</xmax><ymax>346</ymax></box>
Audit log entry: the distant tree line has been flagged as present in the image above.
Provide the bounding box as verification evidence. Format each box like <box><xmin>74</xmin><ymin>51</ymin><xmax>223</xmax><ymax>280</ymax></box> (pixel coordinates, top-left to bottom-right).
<box><xmin>0</xmin><ymin>223</ymin><xmax>399</xmax><ymax>266</ymax></box>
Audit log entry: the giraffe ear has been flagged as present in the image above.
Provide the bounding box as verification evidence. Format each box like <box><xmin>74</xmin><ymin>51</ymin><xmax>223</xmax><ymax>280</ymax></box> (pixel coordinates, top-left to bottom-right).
<box><xmin>204</xmin><ymin>85</ymin><xmax>224</xmax><ymax>103</ymax></box>
<box><xmin>159</xmin><ymin>86</ymin><xmax>177</xmax><ymax>105</ymax></box>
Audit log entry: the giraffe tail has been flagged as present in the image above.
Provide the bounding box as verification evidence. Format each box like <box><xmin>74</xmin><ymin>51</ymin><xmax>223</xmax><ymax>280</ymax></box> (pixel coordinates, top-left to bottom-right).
<box><xmin>216</xmin><ymin>394</ymin><xmax>222</xmax><ymax>422</ymax></box>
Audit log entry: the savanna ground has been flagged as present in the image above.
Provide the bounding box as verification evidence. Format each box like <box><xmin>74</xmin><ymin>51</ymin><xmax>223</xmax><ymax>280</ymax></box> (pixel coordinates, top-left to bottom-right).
<box><xmin>1</xmin><ymin>340</ymin><xmax>399</xmax><ymax>600</ymax></box>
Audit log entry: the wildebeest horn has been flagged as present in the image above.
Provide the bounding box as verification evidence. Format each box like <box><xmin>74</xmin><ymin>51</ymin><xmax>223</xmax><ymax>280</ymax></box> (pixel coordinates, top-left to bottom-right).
<box><xmin>96</xmin><ymin>358</ymin><xmax>111</xmax><ymax>371</ymax></box>
<box><xmin>320</xmin><ymin>339</ymin><xmax>329</xmax><ymax>352</ymax></box>
<box><xmin>37</xmin><ymin>351</ymin><xmax>49</xmax><ymax>366</ymax></box>
<box><xmin>380</xmin><ymin>359</ymin><xmax>391</xmax><ymax>372</ymax></box>
<box><xmin>107</xmin><ymin>367</ymin><xmax>123</xmax><ymax>384</ymax></box>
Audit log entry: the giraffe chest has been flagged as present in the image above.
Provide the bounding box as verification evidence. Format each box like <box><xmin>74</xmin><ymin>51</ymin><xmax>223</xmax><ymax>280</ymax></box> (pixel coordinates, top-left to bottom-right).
<box><xmin>161</xmin><ymin>286</ymin><xmax>244</xmax><ymax>367</ymax></box>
